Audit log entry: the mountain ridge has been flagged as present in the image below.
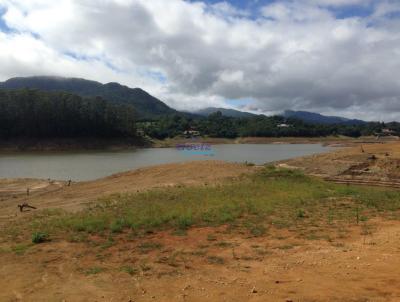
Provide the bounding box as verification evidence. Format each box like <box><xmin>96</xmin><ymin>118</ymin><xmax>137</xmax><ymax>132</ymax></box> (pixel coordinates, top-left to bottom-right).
<box><xmin>192</xmin><ymin>107</ymin><xmax>258</xmax><ymax>118</ymax></box>
<box><xmin>0</xmin><ymin>76</ymin><xmax>177</xmax><ymax>119</ymax></box>
<box><xmin>0</xmin><ymin>76</ymin><xmax>370</xmax><ymax>124</ymax></box>
<box><xmin>282</xmin><ymin>110</ymin><xmax>367</xmax><ymax>125</ymax></box>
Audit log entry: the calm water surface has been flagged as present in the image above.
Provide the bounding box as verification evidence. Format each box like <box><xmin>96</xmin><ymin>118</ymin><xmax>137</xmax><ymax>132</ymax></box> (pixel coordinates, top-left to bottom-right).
<box><xmin>0</xmin><ymin>144</ymin><xmax>332</xmax><ymax>181</ymax></box>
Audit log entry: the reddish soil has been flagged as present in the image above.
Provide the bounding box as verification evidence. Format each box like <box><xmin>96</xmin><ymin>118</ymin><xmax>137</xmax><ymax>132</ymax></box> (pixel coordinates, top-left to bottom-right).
<box><xmin>1</xmin><ymin>219</ymin><xmax>399</xmax><ymax>301</ymax></box>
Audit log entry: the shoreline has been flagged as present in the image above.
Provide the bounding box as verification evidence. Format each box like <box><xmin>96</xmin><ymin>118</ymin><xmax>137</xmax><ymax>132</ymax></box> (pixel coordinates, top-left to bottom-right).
<box><xmin>1</xmin><ymin>140</ymin><xmax>398</xmax><ymax>201</ymax></box>
<box><xmin>0</xmin><ymin>135</ymin><xmax>391</xmax><ymax>152</ymax></box>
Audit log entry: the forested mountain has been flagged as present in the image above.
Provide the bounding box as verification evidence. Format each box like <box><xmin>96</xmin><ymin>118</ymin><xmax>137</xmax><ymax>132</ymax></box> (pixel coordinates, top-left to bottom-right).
<box><xmin>0</xmin><ymin>77</ymin><xmax>392</xmax><ymax>143</ymax></box>
<box><xmin>283</xmin><ymin>110</ymin><xmax>366</xmax><ymax>125</ymax></box>
<box><xmin>0</xmin><ymin>76</ymin><xmax>177</xmax><ymax>119</ymax></box>
<box><xmin>193</xmin><ymin>107</ymin><xmax>258</xmax><ymax>118</ymax></box>
<box><xmin>0</xmin><ymin>89</ymin><xmax>137</xmax><ymax>138</ymax></box>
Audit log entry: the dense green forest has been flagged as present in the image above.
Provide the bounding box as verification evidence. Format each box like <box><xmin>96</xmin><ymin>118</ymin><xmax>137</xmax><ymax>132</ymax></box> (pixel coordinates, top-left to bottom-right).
<box><xmin>0</xmin><ymin>89</ymin><xmax>137</xmax><ymax>138</ymax></box>
<box><xmin>139</xmin><ymin>112</ymin><xmax>387</xmax><ymax>139</ymax></box>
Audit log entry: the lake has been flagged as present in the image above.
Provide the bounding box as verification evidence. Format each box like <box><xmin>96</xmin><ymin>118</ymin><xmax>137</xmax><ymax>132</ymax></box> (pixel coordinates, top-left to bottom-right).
<box><xmin>0</xmin><ymin>144</ymin><xmax>332</xmax><ymax>181</ymax></box>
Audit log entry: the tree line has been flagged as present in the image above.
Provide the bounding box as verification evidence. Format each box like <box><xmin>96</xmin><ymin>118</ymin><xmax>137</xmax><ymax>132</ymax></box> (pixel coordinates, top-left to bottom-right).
<box><xmin>139</xmin><ymin>111</ymin><xmax>389</xmax><ymax>139</ymax></box>
<box><xmin>0</xmin><ymin>89</ymin><xmax>137</xmax><ymax>138</ymax></box>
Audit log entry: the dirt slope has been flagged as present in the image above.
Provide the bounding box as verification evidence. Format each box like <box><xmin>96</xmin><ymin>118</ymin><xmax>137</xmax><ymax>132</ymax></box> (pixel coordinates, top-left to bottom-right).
<box><xmin>279</xmin><ymin>141</ymin><xmax>400</xmax><ymax>181</ymax></box>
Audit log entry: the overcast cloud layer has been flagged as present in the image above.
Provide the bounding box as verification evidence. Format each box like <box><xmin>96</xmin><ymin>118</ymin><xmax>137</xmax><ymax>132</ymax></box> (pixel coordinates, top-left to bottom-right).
<box><xmin>1</xmin><ymin>0</ymin><xmax>400</xmax><ymax>121</ymax></box>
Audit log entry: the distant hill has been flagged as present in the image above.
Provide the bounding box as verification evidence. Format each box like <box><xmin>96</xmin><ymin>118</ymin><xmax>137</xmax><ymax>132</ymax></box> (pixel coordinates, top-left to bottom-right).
<box><xmin>0</xmin><ymin>76</ymin><xmax>177</xmax><ymax>119</ymax></box>
<box><xmin>282</xmin><ymin>110</ymin><xmax>366</xmax><ymax>125</ymax></box>
<box><xmin>193</xmin><ymin>107</ymin><xmax>258</xmax><ymax>118</ymax></box>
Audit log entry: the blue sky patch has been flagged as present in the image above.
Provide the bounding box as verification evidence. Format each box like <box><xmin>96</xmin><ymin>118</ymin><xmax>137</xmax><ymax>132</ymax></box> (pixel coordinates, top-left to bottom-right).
<box><xmin>140</xmin><ymin>70</ymin><xmax>167</xmax><ymax>84</ymax></box>
<box><xmin>0</xmin><ymin>7</ymin><xmax>12</xmax><ymax>33</ymax></box>
<box><xmin>197</xmin><ymin>0</ymin><xmax>382</xmax><ymax>21</ymax></box>
<box><xmin>330</xmin><ymin>4</ymin><xmax>374</xmax><ymax>19</ymax></box>
<box><xmin>225</xmin><ymin>98</ymin><xmax>253</xmax><ymax>107</ymax></box>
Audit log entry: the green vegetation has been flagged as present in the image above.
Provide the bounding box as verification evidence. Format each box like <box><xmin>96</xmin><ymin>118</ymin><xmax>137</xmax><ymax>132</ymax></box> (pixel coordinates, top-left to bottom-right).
<box><xmin>5</xmin><ymin>167</ymin><xmax>400</xmax><ymax>243</ymax></box>
<box><xmin>1</xmin><ymin>77</ymin><xmax>396</xmax><ymax>142</ymax></box>
<box><xmin>31</xmin><ymin>232</ymin><xmax>49</xmax><ymax>244</ymax></box>
<box><xmin>0</xmin><ymin>89</ymin><xmax>137</xmax><ymax>138</ymax></box>
<box><xmin>0</xmin><ymin>76</ymin><xmax>176</xmax><ymax>119</ymax></box>
<box><xmin>139</xmin><ymin>111</ymin><xmax>389</xmax><ymax>139</ymax></box>
<box><xmin>120</xmin><ymin>265</ymin><xmax>139</xmax><ymax>276</ymax></box>
<box><xmin>11</xmin><ymin>243</ymin><xmax>32</xmax><ymax>255</ymax></box>
<box><xmin>84</xmin><ymin>267</ymin><xmax>105</xmax><ymax>275</ymax></box>
<box><xmin>0</xmin><ymin>87</ymin><xmax>393</xmax><ymax>143</ymax></box>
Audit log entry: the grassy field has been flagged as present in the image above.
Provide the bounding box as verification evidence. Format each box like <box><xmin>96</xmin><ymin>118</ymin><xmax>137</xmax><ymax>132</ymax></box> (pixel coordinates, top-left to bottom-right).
<box><xmin>2</xmin><ymin>166</ymin><xmax>400</xmax><ymax>248</ymax></box>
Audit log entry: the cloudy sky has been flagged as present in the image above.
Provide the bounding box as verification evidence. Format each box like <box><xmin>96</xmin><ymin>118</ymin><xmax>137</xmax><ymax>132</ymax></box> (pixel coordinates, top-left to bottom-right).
<box><xmin>0</xmin><ymin>0</ymin><xmax>400</xmax><ymax>121</ymax></box>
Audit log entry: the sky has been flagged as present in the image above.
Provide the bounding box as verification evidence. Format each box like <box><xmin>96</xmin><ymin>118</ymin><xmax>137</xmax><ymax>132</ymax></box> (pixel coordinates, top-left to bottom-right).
<box><xmin>0</xmin><ymin>0</ymin><xmax>400</xmax><ymax>121</ymax></box>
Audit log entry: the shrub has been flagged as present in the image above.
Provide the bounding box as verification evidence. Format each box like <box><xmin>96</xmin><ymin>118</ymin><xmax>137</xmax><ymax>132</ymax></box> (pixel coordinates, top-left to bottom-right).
<box><xmin>297</xmin><ymin>209</ymin><xmax>306</xmax><ymax>218</ymax></box>
<box><xmin>32</xmin><ymin>232</ymin><xmax>49</xmax><ymax>244</ymax></box>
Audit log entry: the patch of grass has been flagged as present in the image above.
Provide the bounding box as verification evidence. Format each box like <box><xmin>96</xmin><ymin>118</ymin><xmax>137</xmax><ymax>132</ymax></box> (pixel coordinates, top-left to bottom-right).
<box><xmin>297</xmin><ymin>209</ymin><xmax>306</xmax><ymax>218</ymax></box>
<box><xmin>99</xmin><ymin>236</ymin><xmax>115</xmax><ymax>250</ymax></box>
<box><xmin>84</xmin><ymin>266</ymin><xmax>105</xmax><ymax>275</ymax></box>
<box><xmin>32</xmin><ymin>232</ymin><xmax>49</xmax><ymax>244</ymax></box>
<box><xmin>5</xmin><ymin>167</ymin><xmax>400</xmax><ymax>243</ymax></box>
<box><xmin>176</xmin><ymin>215</ymin><xmax>193</xmax><ymax>230</ymax></box>
<box><xmin>249</xmin><ymin>224</ymin><xmax>267</xmax><ymax>237</ymax></box>
<box><xmin>120</xmin><ymin>265</ymin><xmax>138</xmax><ymax>276</ymax></box>
<box><xmin>260</xmin><ymin>165</ymin><xmax>307</xmax><ymax>180</ymax></box>
<box><xmin>110</xmin><ymin>219</ymin><xmax>126</xmax><ymax>233</ymax></box>
<box><xmin>11</xmin><ymin>243</ymin><xmax>32</xmax><ymax>255</ymax></box>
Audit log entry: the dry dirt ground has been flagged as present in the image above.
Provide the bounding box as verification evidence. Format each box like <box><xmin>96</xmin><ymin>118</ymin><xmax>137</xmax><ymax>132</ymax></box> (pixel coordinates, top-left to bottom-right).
<box><xmin>278</xmin><ymin>141</ymin><xmax>400</xmax><ymax>182</ymax></box>
<box><xmin>1</xmin><ymin>218</ymin><xmax>400</xmax><ymax>302</ymax></box>
<box><xmin>1</xmin><ymin>144</ymin><xmax>400</xmax><ymax>301</ymax></box>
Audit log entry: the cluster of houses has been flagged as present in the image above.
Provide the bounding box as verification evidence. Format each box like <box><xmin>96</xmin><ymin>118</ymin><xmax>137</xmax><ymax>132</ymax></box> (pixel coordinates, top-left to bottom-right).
<box><xmin>183</xmin><ymin>123</ymin><xmax>292</xmax><ymax>138</ymax></box>
<box><xmin>183</xmin><ymin>129</ymin><xmax>201</xmax><ymax>138</ymax></box>
<box><xmin>375</xmin><ymin>128</ymin><xmax>398</xmax><ymax>138</ymax></box>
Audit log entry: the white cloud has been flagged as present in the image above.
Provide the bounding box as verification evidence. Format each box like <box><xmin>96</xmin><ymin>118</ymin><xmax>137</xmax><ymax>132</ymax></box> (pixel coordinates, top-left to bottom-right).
<box><xmin>0</xmin><ymin>0</ymin><xmax>400</xmax><ymax>120</ymax></box>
